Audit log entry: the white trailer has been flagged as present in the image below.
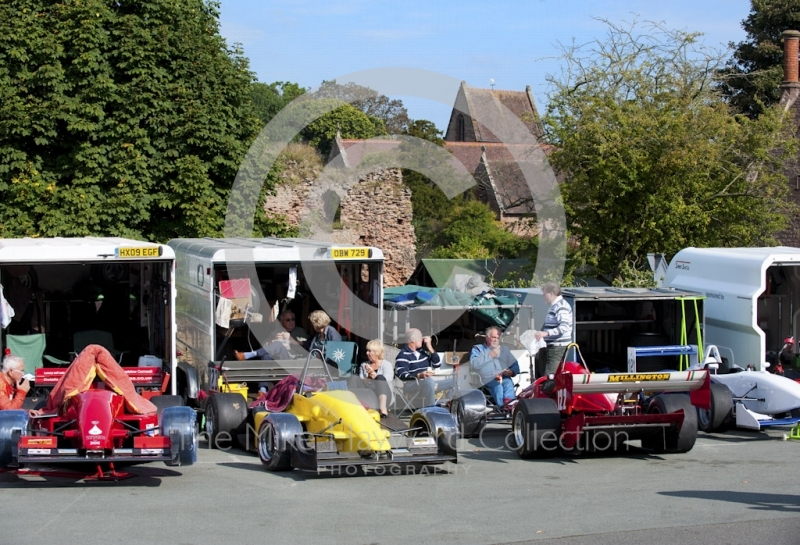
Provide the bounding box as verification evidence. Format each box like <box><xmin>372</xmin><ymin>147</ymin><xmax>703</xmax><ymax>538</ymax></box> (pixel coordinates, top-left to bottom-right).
<box><xmin>0</xmin><ymin>237</ymin><xmax>177</xmax><ymax>393</ymax></box>
<box><xmin>664</xmin><ymin>246</ymin><xmax>800</xmax><ymax>371</ymax></box>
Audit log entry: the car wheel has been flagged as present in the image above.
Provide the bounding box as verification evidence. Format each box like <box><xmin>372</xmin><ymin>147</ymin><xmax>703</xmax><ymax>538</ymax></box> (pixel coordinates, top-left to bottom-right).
<box><xmin>409</xmin><ymin>407</ymin><xmax>458</xmax><ymax>457</ymax></box>
<box><xmin>512</xmin><ymin>398</ymin><xmax>561</xmax><ymax>459</ymax></box>
<box><xmin>449</xmin><ymin>389</ymin><xmax>486</xmax><ymax>438</ymax></box>
<box><xmin>13</xmin><ymin>266</ymin><xmax>38</xmax><ymax>290</ymax></box>
<box><xmin>161</xmin><ymin>406</ymin><xmax>197</xmax><ymax>467</ymax></box>
<box><xmin>0</xmin><ymin>410</ymin><xmax>29</xmax><ymax>468</ymax></box>
<box><xmin>91</xmin><ymin>263</ymin><xmax>129</xmax><ymax>284</ymax></box>
<box><xmin>697</xmin><ymin>382</ymin><xmax>734</xmax><ymax>433</ymax></box>
<box><xmin>258</xmin><ymin>413</ymin><xmax>303</xmax><ymax>471</ymax></box>
<box><xmin>205</xmin><ymin>393</ymin><xmax>247</xmax><ymax>450</ymax></box>
<box><xmin>644</xmin><ymin>394</ymin><xmax>698</xmax><ymax>453</ymax></box>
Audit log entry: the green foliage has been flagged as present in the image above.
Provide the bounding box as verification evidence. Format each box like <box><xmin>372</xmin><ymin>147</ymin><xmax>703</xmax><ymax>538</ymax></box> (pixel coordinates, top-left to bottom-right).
<box><xmin>544</xmin><ymin>18</ymin><xmax>798</xmax><ymax>282</ymax></box>
<box><xmin>403</xmin><ymin>168</ymin><xmax>460</xmax><ymax>255</ymax></box>
<box><xmin>404</xmin><ymin>120</ymin><xmax>444</xmax><ymax>145</ymax></box>
<box><xmin>719</xmin><ymin>0</ymin><xmax>800</xmax><ymax>117</ymax></box>
<box><xmin>428</xmin><ymin>200</ymin><xmax>537</xmax><ymax>259</ymax></box>
<box><xmin>611</xmin><ymin>259</ymin><xmax>658</xmax><ymax>288</ymax></box>
<box><xmin>251</xmin><ymin>81</ymin><xmax>306</xmax><ymax>125</ymax></box>
<box><xmin>314</xmin><ymin>80</ymin><xmax>410</xmax><ymax>134</ymax></box>
<box><xmin>0</xmin><ymin>0</ymin><xmax>261</xmax><ymax>241</ymax></box>
<box><xmin>298</xmin><ymin>99</ymin><xmax>386</xmax><ymax>156</ymax></box>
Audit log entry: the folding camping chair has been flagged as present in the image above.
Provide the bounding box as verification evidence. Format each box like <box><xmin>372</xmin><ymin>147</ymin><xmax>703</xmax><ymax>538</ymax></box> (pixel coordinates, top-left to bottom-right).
<box><xmin>324</xmin><ymin>341</ymin><xmax>358</xmax><ymax>378</ymax></box>
<box><xmin>4</xmin><ymin>333</ymin><xmax>69</xmax><ymax>375</ymax></box>
<box><xmin>394</xmin><ymin>379</ymin><xmax>423</xmax><ymax>416</ymax></box>
<box><xmin>394</xmin><ymin>374</ymin><xmax>453</xmax><ymax>415</ymax></box>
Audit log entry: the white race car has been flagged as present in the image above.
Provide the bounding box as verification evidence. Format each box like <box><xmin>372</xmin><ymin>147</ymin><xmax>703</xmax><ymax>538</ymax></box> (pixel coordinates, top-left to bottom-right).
<box><xmin>693</xmin><ymin>346</ymin><xmax>800</xmax><ymax>432</ymax></box>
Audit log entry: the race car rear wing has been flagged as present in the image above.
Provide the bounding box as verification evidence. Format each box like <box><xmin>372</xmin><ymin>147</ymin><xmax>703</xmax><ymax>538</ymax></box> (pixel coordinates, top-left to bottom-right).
<box><xmin>556</xmin><ymin>369</ymin><xmax>711</xmax><ymax>410</ymax></box>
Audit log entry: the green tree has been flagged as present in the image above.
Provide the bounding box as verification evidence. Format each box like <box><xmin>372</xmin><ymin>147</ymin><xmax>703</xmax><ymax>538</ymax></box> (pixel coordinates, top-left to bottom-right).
<box><xmin>313</xmin><ymin>80</ymin><xmax>410</xmax><ymax>134</ymax></box>
<box><xmin>719</xmin><ymin>0</ymin><xmax>800</xmax><ymax>117</ymax></box>
<box><xmin>0</xmin><ymin>0</ymin><xmax>261</xmax><ymax>241</ymax></box>
<box><xmin>429</xmin><ymin>200</ymin><xmax>537</xmax><ymax>259</ymax></box>
<box><xmin>250</xmin><ymin>81</ymin><xmax>306</xmax><ymax>125</ymax></box>
<box><xmin>298</xmin><ymin>99</ymin><xmax>386</xmax><ymax>156</ymax></box>
<box><xmin>403</xmin><ymin>119</ymin><xmax>444</xmax><ymax>146</ymax></box>
<box><xmin>545</xmin><ymin>19</ymin><xmax>798</xmax><ymax>282</ymax></box>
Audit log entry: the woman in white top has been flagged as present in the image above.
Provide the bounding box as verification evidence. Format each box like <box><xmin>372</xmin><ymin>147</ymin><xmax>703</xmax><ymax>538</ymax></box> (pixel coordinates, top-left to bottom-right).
<box><xmin>350</xmin><ymin>339</ymin><xmax>394</xmax><ymax>418</ymax></box>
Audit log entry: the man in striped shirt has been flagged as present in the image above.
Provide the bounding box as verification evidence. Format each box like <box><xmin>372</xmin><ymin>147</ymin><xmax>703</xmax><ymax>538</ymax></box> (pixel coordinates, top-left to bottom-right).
<box><xmin>395</xmin><ymin>328</ymin><xmax>454</xmax><ymax>407</ymax></box>
<box><xmin>535</xmin><ymin>283</ymin><xmax>573</xmax><ymax>376</ymax></box>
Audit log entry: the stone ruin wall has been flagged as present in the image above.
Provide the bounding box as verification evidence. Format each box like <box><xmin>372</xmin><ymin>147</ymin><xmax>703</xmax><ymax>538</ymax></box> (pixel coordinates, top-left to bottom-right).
<box><xmin>263</xmin><ymin>167</ymin><xmax>416</xmax><ymax>287</ymax></box>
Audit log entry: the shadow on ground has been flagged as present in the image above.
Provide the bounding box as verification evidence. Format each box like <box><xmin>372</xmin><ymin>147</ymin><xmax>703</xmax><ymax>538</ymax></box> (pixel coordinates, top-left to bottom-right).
<box><xmin>660</xmin><ymin>490</ymin><xmax>800</xmax><ymax>513</ymax></box>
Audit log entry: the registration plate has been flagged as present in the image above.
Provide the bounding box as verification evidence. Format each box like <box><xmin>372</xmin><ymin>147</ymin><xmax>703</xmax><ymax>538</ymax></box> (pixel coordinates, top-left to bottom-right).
<box><xmin>115</xmin><ymin>246</ymin><xmax>162</xmax><ymax>258</ymax></box>
<box><xmin>330</xmin><ymin>247</ymin><xmax>371</xmax><ymax>259</ymax></box>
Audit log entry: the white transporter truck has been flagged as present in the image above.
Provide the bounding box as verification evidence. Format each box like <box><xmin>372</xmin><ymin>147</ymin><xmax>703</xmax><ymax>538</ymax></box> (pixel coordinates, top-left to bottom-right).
<box><xmin>664</xmin><ymin>247</ymin><xmax>800</xmax><ymax>430</ymax></box>
<box><xmin>0</xmin><ymin>237</ymin><xmax>178</xmax><ymax>395</ymax></box>
<box><xmin>168</xmin><ymin>238</ymin><xmax>385</xmax><ymax>446</ymax></box>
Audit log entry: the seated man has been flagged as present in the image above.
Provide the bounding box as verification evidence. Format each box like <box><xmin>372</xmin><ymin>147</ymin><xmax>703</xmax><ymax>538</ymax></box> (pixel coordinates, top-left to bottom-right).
<box><xmin>0</xmin><ymin>353</ymin><xmax>30</xmax><ymax>410</ymax></box>
<box><xmin>395</xmin><ymin>328</ymin><xmax>454</xmax><ymax>408</ymax></box>
<box><xmin>235</xmin><ymin>309</ymin><xmax>309</xmax><ymax>361</ymax></box>
<box><xmin>470</xmin><ymin>326</ymin><xmax>520</xmax><ymax>406</ymax></box>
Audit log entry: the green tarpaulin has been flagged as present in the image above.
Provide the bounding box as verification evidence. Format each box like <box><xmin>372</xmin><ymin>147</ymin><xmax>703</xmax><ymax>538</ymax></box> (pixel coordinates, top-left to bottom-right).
<box><xmin>384</xmin><ymin>285</ymin><xmax>519</xmax><ymax>327</ymax></box>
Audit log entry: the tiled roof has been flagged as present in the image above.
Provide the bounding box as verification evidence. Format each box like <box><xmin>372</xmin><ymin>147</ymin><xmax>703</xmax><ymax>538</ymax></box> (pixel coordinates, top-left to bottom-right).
<box><xmin>450</xmin><ymin>84</ymin><xmax>544</xmax><ymax>144</ymax></box>
<box><xmin>445</xmin><ymin>142</ymin><xmax>556</xmax><ymax>216</ymax></box>
<box><xmin>332</xmin><ymin>138</ymin><xmax>403</xmax><ymax>168</ymax></box>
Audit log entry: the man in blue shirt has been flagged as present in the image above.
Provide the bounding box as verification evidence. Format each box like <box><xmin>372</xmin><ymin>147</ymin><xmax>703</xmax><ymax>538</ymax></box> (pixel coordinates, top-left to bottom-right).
<box><xmin>395</xmin><ymin>328</ymin><xmax>454</xmax><ymax>407</ymax></box>
<box><xmin>470</xmin><ymin>326</ymin><xmax>520</xmax><ymax>406</ymax></box>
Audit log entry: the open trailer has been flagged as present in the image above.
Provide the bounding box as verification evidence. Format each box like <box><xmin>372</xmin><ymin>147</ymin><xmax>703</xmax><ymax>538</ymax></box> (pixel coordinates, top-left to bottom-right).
<box><xmin>169</xmin><ymin>237</ymin><xmax>385</xmax><ymax>446</ymax></box>
<box><xmin>664</xmin><ymin>246</ymin><xmax>800</xmax><ymax>370</ymax></box>
<box><xmin>0</xmin><ymin>237</ymin><xmax>177</xmax><ymax>394</ymax></box>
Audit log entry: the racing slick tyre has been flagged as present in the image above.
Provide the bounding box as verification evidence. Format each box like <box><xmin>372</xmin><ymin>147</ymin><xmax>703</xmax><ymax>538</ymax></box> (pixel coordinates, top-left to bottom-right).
<box><xmin>697</xmin><ymin>382</ymin><xmax>734</xmax><ymax>433</ymax></box>
<box><xmin>258</xmin><ymin>413</ymin><xmax>303</xmax><ymax>471</ymax></box>
<box><xmin>643</xmin><ymin>394</ymin><xmax>698</xmax><ymax>453</ymax></box>
<box><xmin>161</xmin><ymin>406</ymin><xmax>197</xmax><ymax>467</ymax></box>
<box><xmin>449</xmin><ymin>389</ymin><xmax>487</xmax><ymax>438</ymax></box>
<box><xmin>0</xmin><ymin>410</ymin><xmax>29</xmax><ymax>468</ymax></box>
<box><xmin>205</xmin><ymin>393</ymin><xmax>248</xmax><ymax>450</ymax></box>
<box><xmin>409</xmin><ymin>407</ymin><xmax>458</xmax><ymax>457</ymax></box>
<box><xmin>512</xmin><ymin>398</ymin><xmax>561</xmax><ymax>459</ymax></box>
<box><xmin>350</xmin><ymin>388</ymin><xmax>380</xmax><ymax>411</ymax></box>
<box><xmin>151</xmin><ymin>395</ymin><xmax>183</xmax><ymax>418</ymax></box>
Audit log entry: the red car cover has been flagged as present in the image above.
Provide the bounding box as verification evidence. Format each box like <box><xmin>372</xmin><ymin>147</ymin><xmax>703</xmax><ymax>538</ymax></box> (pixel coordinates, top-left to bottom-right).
<box><xmin>45</xmin><ymin>344</ymin><xmax>157</xmax><ymax>415</ymax></box>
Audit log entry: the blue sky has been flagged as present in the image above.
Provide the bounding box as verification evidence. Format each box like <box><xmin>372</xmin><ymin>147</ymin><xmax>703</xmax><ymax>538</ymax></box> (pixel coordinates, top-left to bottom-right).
<box><xmin>218</xmin><ymin>0</ymin><xmax>753</xmax><ymax>131</ymax></box>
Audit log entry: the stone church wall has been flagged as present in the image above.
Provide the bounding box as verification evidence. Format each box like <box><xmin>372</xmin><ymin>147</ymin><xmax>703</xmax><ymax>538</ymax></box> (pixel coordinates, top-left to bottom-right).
<box><xmin>263</xmin><ymin>167</ymin><xmax>416</xmax><ymax>287</ymax></box>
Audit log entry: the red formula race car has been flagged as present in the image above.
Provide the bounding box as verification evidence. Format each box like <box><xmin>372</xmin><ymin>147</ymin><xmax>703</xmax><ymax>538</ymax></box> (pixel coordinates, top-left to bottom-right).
<box><xmin>0</xmin><ymin>345</ymin><xmax>196</xmax><ymax>480</ymax></box>
<box><xmin>511</xmin><ymin>346</ymin><xmax>710</xmax><ymax>457</ymax></box>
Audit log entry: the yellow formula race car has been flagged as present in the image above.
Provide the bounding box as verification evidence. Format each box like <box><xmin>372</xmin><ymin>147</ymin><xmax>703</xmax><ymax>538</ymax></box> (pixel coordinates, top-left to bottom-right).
<box><xmin>212</xmin><ymin>351</ymin><xmax>458</xmax><ymax>473</ymax></box>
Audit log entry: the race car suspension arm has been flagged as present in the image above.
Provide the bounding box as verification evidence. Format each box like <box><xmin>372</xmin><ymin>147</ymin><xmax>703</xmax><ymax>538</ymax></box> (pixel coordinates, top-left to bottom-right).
<box><xmin>400</xmin><ymin>426</ymin><xmax>424</xmax><ymax>436</ymax></box>
<box><xmin>34</xmin><ymin>419</ymin><xmax>77</xmax><ymax>437</ymax></box>
<box><xmin>316</xmin><ymin>419</ymin><xmax>342</xmax><ymax>435</ymax></box>
<box><xmin>114</xmin><ymin>419</ymin><xmax>155</xmax><ymax>435</ymax></box>
<box><xmin>733</xmin><ymin>384</ymin><xmax>765</xmax><ymax>403</ymax></box>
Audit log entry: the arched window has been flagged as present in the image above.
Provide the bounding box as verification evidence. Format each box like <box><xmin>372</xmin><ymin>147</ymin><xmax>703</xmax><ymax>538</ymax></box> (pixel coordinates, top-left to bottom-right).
<box><xmin>457</xmin><ymin>115</ymin><xmax>465</xmax><ymax>141</ymax></box>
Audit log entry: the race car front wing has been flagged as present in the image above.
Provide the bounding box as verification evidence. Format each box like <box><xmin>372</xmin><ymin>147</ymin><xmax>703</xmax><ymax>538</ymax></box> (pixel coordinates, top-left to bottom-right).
<box><xmin>290</xmin><ymin>433</ymin><xmax>457</xmax><ymax>471</ymax></box>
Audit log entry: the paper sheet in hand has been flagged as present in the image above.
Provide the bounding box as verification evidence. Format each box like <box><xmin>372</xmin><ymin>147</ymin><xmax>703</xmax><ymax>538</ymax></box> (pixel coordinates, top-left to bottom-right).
<box><xmin>520</xmin><ymin>329</ymin><xmax>546</xmax><ymax>356</ymax></box>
